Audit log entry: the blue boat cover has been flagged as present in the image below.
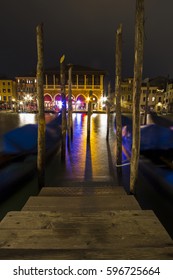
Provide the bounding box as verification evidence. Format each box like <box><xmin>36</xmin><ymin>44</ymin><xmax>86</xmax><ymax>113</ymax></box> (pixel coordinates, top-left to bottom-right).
<box><xmin>1</xmin><ymin>114</ymin><xmax>62</xmax><ymax>154</ymax></box>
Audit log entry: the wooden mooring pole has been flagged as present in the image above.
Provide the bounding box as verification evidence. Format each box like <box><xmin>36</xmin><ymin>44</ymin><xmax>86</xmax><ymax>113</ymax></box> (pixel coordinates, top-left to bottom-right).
<box><xmin>67</xmin><ymin>65</ymin><xmax>73</xmax><ymax>146</ymax></box>
<box><xmin>115</xmin><ymin>24</ymin><xmax>123</xmax><ymax>166</ymax></box>
<box><xmin>36</xmin><ymin>23</ymin><xmax>45</xmax><ymax>189</ymax></box>
<box><xmin>87</xmin><ymin>90</ymin><xmax>92</xmax><ymax>141</ymax></box>
<box><xmin>130</xmin><ymin>0</ymin><xmax>144</xmax><ymax>193</ymax></box>
<box><xmin>144</xmin><ymin>79</ymin><xmax>149</xmax><ymax>125</ymax></box>
<box><xmin>60</xmin><ymin>55</ymin><xmax>67</xmax><ymax>161</ymax></box>
<box><xmin>106</xmin><ymin>82</ymin><xmax>111</xmax><ymax>141</ymax></box>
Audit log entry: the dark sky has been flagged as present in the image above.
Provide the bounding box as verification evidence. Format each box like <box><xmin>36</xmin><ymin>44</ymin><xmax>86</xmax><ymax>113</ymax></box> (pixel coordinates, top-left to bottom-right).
<box><xmin>0</xmin><ymin>0</ymin><xmax>173</xmax><ymax>84</ymax></box>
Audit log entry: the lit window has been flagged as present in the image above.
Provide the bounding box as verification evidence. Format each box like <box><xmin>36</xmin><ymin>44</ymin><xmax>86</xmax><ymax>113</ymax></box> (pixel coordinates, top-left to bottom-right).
<box><xmin>152</xmin><ymin>97</ymin><xmax>155</xmax><ymax>102</ymax></box>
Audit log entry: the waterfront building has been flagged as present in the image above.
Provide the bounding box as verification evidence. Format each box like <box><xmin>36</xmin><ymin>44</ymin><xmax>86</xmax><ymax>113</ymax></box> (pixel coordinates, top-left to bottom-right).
<box><xmin>15</xmin><ymin>65</ymin><xmax>106</xmax><ymax>111</ymax></box>
<box><xmin>120</xmin><ymin>78</ymin><xmax>133</xmax><ymax>111</ymax></box>
<box><xmin>15</xmin><ymin>76</ymin><xmax>37</xmax><ymax>111</ymax></box>
<box><xmin>164</xmin><ymin>80</ymin><xmax>173</xmax><ymax>112</ymax></box>
<box><xmin>0</xmin><ymin>78</ymin><xmax>16</xmax><ymax>109</ymax></box>
<box><xmin>119</xmin><ymin>76</ymin><xmax>169</xmax><ymax>113</ymax></box>
<box><xmin>43</xmin><ymin>65</ymin><xmax>105</xmax><ymax>111</ymax></box>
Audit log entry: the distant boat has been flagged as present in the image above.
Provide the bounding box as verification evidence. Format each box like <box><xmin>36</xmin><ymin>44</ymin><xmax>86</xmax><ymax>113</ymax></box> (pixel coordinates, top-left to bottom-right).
<box><xmin>0</xmin><ymin>113</ymin><xmax>62</xmax><ymax>200</ymax></box>
<box><xmin>114</xmin><ymin>114</ymin><xmax>173</xmax><ymax>162</ymax></box>
<box><xmin>0</xmin><ymin>113</ymin><xmax>62</xmax><ymax>157</ymax></box>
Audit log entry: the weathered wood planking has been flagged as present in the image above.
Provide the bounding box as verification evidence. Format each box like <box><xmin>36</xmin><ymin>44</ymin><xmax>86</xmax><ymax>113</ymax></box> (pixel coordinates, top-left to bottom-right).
<box><xmin>0</xmin><ymin>210</ymin><xmax>167</xmax><ymax>235</ymax></box>
<box><xmin>38</xmin><ymin>186</ymin><xmax>127</xmax><ymax>196</ymax></box>
<box><xmin>0</xmin><ymin>227</ymin><xmax>172</xmax><ymax>250</ymax></box>
<box><xmin>0</xmin><ymin>185</ymin><xmax>172</xmax><ymax>260</ymax></box>
<box><xmin>0</xmin><ymin>247</ymin><xmax>173</xmax><ymax>260</ymax></box>
<box><xmin>0</xmin><ymin>210</ymin><xmax>171</xmax><ymax>242</ymax></box>
<box><xmin>22</xmin><ymin>195</ymin><xmax>141</xmax><ymax>211</ymax></box>
<box><xmin>0</xmin><ymin>211</ymin><xmax>172</xmax><ymax>254</ymax></box>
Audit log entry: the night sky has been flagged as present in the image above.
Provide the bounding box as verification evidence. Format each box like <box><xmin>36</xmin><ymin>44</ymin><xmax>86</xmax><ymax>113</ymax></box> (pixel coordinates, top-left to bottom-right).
<box><xmin>0</xmin><ymin>0</ymin><xmax>173</xmax><ymax>84</ymax></box>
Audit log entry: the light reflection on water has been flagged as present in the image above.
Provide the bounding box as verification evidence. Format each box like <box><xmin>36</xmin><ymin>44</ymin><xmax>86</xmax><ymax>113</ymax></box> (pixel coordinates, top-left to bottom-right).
<box><xmin>46</xmin><ymin>113</ymin><xmax>118</xmax><ymax>183</ymax></box>
<box><xmin>0</xmin><ymin>112</ymin><xmax>55</xmax><ymax>136</ymax></box>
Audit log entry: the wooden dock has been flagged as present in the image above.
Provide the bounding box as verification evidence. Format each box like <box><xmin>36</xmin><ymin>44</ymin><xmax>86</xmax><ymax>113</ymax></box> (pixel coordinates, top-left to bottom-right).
<box><xmin>0</xmin><ymin>185</ymin><xmax>173</xmax><ymax>259</ymax></box>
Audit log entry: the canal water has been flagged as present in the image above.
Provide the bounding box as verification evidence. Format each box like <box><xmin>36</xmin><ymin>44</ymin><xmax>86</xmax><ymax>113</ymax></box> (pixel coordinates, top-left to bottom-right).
<box><xmin>0</xmin><ymin>111</ymin><xmax>173</xmax><ymax>238</ymax></box>
<box><xmin>0</xmin><ymin>111</ymin><xmax>121</xmax><ymax>220</ymax></box>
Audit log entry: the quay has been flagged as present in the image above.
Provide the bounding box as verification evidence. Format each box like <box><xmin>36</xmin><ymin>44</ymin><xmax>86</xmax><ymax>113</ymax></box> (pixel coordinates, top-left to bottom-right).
<box><xmin>0</xmin><ymin>183</ymin><xmax>173</xmax><ymax>259</ymax></box>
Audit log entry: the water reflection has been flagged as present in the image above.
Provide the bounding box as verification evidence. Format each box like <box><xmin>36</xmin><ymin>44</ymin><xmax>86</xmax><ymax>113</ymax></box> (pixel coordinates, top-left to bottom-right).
<box><xmin>18</xmin><ymin>113</ymin><xmax>37</xmax><ymax>126</ymax></box>
<box><xmin>46</xmin><ymin>113</ymin><xmax>118</xmax><ymax>183</ymax></box>
<box><xmin>0</xmin><ymin>112</ymin><xmax>55</xmax><ymax>136</ymax></box>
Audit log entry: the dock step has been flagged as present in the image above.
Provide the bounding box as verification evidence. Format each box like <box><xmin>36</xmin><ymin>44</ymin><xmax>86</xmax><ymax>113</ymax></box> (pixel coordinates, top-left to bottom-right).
<box><xmin>0</xmin><ymin>185</ymin><xmax>173</xmax><ymax>259</ymax></box>
<box><xmin>22</xmin><ymin>195</ymin><xmax>141</xmax><ymax>211</ymax></box>
<box><xmin>38</xmin><ymin>186</ymin><xmax>127</xmax><ymax>196</ymax></box>
<box><xmin>0</xmin><ymin>210</ymin><xmax>173</xmax><ymax>259</ymax></box>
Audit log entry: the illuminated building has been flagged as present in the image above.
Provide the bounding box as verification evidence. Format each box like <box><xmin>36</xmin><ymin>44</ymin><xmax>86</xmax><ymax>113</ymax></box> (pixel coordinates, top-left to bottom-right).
<box><xmin>15</xmin><ymin>76</ymin><xmax>37</xmax><ymax>111</ymax></box>
<box><xmin>15</xmin><ymin>65</ymin><xmax>106</xmax><ymax>111</ymax></box>
<box><xmin>43</xmin><ymin>65</ymin><xmax>105</xmax><ymax>111</ymax></box>
<box><xmin>118</xmin><ymin>76</ymin><xmax>169</xmax><ymax>113</ymax></box>
<box><xmin>0</xmin><ymin>78</ymin><xmax>16</xmax><ymax>109</ymax></box>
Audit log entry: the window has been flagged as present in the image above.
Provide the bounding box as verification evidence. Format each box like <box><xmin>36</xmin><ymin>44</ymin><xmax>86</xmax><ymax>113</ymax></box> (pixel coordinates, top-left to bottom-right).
<box><xmin>78</xmin><ymin>75</ymin><xmax>84</xmax><ymax>85</ymax></box>
<box><xmin>127</xmin><ymin>95</ymin><xmax>131</xmax><ymax>101</ymax></box>
<box><xmin>72</xmin><ymin>75</ymin><xmax>77</xmax><ymax>85</ymax></box>
<box><xmin>143</xmin><ymin>97</ymin><xmax>146</xmax><ymax>102</ymax></box>
<box><xmin>152</xmin><ymin>97</ymin><xmax>155</xmax><ymax>102</ymax></box>
<box><xmin>3</xmin><ymin>89</ymin><xmax>6</xmax><ymax>93</ymax></box>
<box><xmin>8</xmin><ymin>89</ymin><xmax>11</xmax><ymax>93</ymax></box>
<box><xmin>94</xmin><ymin>75</ymin><xmax>100</xmax><ymax>85</ymax></box>
<box><xmin>86</xmin><ymin>75</ymin><xmax>92</xmax><ymax>85</ymax></box>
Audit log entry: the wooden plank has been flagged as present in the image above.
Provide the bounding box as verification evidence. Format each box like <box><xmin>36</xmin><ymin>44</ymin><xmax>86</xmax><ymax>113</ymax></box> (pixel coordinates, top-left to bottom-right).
<box><xmin>0</xmin><ymin>247</ymin><xmax>173</xmax><ymax>260</ymax></box>
<box><xmin>0</xmin><ymin>211</ymin><xmax>172</xmax><ymax>251</ymax></box>
<box><xmin>0</xmin><ymin>210</ymin><xmax>171</xmax><ymax>245</ymax></box>
<box><xmin>22</xmin><ymin>195</ymin><xmax>141</xmax><ymax>211</ymax></box>
<box><xmin>0</xmin><ymin>227</ymin><xmax>172</xmax><ymax>250</ymax></box>
<box><xmin>0</xmin><ymin>210</ymin><xmax>167</xmax><ymax>235</ymax></box>
<box><xmin>38</xmin><ymin>186</ymin><xmax>126</xmax><ymax>196</ymax></box>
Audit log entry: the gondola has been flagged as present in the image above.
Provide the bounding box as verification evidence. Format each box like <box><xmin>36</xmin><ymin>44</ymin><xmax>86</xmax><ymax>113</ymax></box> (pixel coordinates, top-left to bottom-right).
<box><xmin>0</xmin><ymin>113</ymin><xmax>62</xmax><ymax>200</ymax></box>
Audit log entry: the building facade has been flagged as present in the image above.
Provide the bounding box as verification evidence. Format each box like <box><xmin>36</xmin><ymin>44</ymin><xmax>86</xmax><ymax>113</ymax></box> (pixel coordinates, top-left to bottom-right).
<box><xmin>15</xmin><ymin>65</ymin><xmax>106</xmax><ymax>112</ymax></box>
<box><xmin>43</xmin><ymin>65</ymin><xmax>105</xmax><ymax>111</ymax></box>
<box><xmin>119</xmin><ymin>76</ymin><xmax>169</xmax><ymax>113</ymax></box>
<box><xmin>15</xmin><ymin>76</ymin><xmax>37</xmax><ymax>111</ymax></box>
<box><xmin>0</xmin><ymin>78</ymin><xmax>16</xmax><ymax>109</ymax></box>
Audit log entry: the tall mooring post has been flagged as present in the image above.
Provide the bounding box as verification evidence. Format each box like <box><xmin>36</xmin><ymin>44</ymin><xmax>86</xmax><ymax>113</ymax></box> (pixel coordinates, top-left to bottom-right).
<box><xmin>106</xmin><ymin>82</ymin><xmax>111</xmax><ymax>141</ymax></box>
<box><xmin>115</xmin><ymin>24</ymin><xmax>123</xmax><ymax>166</ymax></box>
<box><xmin>144</xmin><ymin>79</ymin><xmax>149</xmax><ymax>125</ymax></box>
<box><xmin>60</xmin><ymin>54</ymin><xmax>67</xmax><ymax>161</ymax></box>
<box><xmin>67</xmin><ymin>64</ymin><xmax>73</xmax><ymax>144</ymax></box>
<box><xmin>130</xmin><ymin>0</ymin><xmax>144</xmax><ymax>193</ymax></box>
<box><xmin>87</xmin><ymin>90</ymin><xmax>92</xmax><ymax>141</ymax></box>
<box><xmin>36</xmin><ymin>23</ymin><xmax>45</xmax><ymax>189</ymax></box>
